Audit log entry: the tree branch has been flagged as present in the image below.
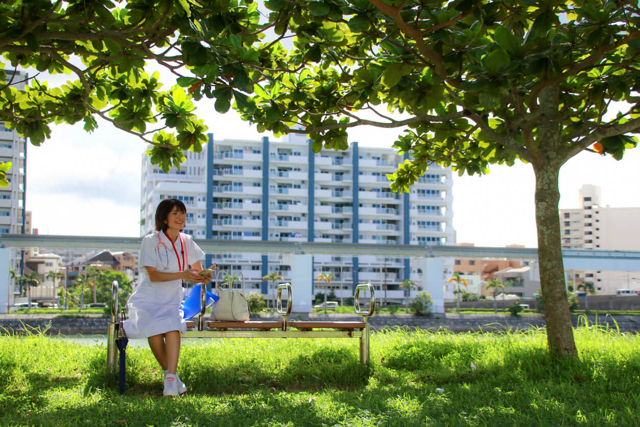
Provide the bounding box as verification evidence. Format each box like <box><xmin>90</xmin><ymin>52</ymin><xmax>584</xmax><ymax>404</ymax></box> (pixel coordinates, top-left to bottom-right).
<box><xmin>561</xmin><ymin>117</ymin><xmax>640</xmax><ymax>160</ymax></box>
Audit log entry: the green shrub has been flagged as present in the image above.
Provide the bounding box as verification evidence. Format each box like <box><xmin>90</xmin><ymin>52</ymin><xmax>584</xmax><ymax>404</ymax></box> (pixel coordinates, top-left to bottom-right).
<box><xmin>508</xmin><ymin>301</ymin><xmax>524</xmax><ymax>316</ymax></box>
<box><xmin>246</xmin><ymin>292</ymin><xmax>265</xmax><ymax>314</ymax></box>
<box><xmin>479</xmin><ymin>295</ymin><xmax>487</xmax><ymax>300</ymax></box>
<box><xmin>536</xmin><ymin>291</ymin><xmax>579</xmax><ymax>313</ymax></box>
<box><xmin>388</xmin><ymin>305</ymin><xmax>399</xmax><ymax>314</ymax></box>
<box><xmin>410</xmin><ymin>291</ymin><xmax>434</xmax><ymax>315</ymax></box>
<box><xmin>568</xmin><ymin>293</ymin><xmax>579</xmax><ymax>312</ymax></box>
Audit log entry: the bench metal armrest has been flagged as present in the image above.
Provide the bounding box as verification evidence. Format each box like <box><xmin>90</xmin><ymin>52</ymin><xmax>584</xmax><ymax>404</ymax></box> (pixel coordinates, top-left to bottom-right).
<box><xmin>355</xmin><ymin>283</ymin><xmax>376</xmax><ymax>317</ymax></box>
<box><xmin>276</xmin><ymin>283</ymin><xmax>293</xmax><ymax>330</ymax></box>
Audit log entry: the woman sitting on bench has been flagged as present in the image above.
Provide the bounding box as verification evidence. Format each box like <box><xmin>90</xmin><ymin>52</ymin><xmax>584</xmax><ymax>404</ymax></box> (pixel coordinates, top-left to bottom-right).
<box><xmin>123</xmin><ymin>198</ymin><xmax>213</xmax><ymax>397</ymax></box>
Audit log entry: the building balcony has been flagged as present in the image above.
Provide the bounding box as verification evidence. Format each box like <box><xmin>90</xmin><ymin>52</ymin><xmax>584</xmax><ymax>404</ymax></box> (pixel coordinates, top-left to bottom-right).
<box><xmin>214</xmin><ymin>152</ymin><xmax>263</xmax><ymax>162</ymax></box>
<box><xmin>359</xmin><ymin>223</ymin><xmax>400</xmax><ymax>232</ymax></box>
<box><xmin>269</xmin><ymin>187</ymin><xmax>308</xmax><ymax>197</ymax></box>
<box><xmin>212</xmin><ymin>219</ymin><xmax>262</xmax><ymax>228</ymax></box>
<box><xmin>212</xmin><ymin>186</ymin><xmax>263</xmax><ymax>196</ymax></box>
<box><xmin>213</xmin><ymin>202</ymin><xmax>263</xmax><ymax>212</ymax></box>
<box><xmin>359</xmin><ymin>191</ymin><xmax>401</xmax><ymax>200</ymax></box>
<box><xmin>314</xmin><ymin>205</ymin><xmax>331</xmax><ymax>214</ymax></box>
<box><xmin>411</xmin><ymin>210</ymin><xmax>453</xmax><ymax>220</ymax></box>
<box><xmin>213</xmin><ymin>169</ymin><xmax>263</xmax><ymax>179</ymax></box>
<box><xmin>358</xmin><ymin>175</ymin><xmax>391</xmax><ymax>184</ymax></box>
<box><xmin>332</xmin><ymin>174</ymin><xmax>353</xmax><ymax>182</ymax></box>
<box><xmin>269</xmin><ymin>153</ymin><xmax>308</xmax><ymax>163</ymax></box>
<box><xmin>412</xmin><ymin>193</ymin><xmax>453</xmax><ymax>203</ymax></box>
<box><xmin>269</xmin><ymin>203</ymin><xmax>307</xmax><ymax>213</ymax></box>
<box><xmin>314</xmin><ymin>222</ymin><xmax>332</xmax><ymax>230</ymax></box>
<box><xmin>314</xmin><ymin>189</ymin><xmax>332</xmax><ymax>198</ymax></box>
<box><xmin>315</xmin><ymin>173</ymin><xmax>332</xmax><ymax>182</ymax></box>
<box><xmin>269</xmin><ymin>220</ymin><xmax>306</xmax><ymax>228</ymax></box>
<box><xmin>331</xmin><ymin>191</ymin><xmax>352</xmax><ymax>199</ymax></box>
<box><xmin>0</xmin><ymin>199</ymin><xmax>11</xmax><ymax>209</ymax></box>
<box><xmin>269</xmin><ymin>171</ymin><xmax>307</xmax><ymax>181</ymax></box>
<box><xmin>315</xmin><ymin>156</ymin><xmax>332</xmax><ymax>166</ymax></box>
<box><xmin>359</xmin><ymin>159</ymin><xmax>398</xmax><ymax>168</ymax></box>
<box><xmin>359</xmin><ymin>207</ymin><xmax>400</xmax><ymax>216</ymax></box>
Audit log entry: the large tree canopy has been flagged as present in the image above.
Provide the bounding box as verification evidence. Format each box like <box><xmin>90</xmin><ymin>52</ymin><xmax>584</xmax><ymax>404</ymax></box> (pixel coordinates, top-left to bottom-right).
<box><xmin>2</xmin><ymin>0</ymin><xmax>640</xmax><ymax>357</ymax></box>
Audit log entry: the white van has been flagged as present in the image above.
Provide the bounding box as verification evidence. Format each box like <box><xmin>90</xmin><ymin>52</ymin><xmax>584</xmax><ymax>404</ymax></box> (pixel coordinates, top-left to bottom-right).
<box><xmin>616</xmin><ymin>289</ymin><xmax>634</xmax><ymax>296</ymax></box>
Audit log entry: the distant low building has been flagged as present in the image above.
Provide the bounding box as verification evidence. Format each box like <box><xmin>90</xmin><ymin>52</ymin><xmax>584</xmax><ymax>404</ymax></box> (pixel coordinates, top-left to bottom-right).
<box><xmin>494</xmin><ymin>264</ymin><xmax>541</xmax><ymax>298</ymax></box>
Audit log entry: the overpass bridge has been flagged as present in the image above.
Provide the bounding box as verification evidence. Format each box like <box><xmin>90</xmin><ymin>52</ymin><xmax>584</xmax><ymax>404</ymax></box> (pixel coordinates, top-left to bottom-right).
<box><xmin>1</xmin><ymin>234</ymin><xmax>639</xmax><ymax>313</ymax></box>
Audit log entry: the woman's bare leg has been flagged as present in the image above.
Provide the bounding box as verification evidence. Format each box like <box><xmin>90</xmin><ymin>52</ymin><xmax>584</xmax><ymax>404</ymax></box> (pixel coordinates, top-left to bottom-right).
<box><xmin>148</xmin><ymin>334</ymin><xmax>168</xmax><ymax>371</ymax></box>
<box><xmin>164</xmin><ymin>331</ymin><xmax>181</xmax><ymax>375</ymax></box>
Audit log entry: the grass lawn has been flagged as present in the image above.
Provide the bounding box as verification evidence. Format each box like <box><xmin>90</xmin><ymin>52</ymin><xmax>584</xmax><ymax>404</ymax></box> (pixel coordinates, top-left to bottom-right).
<box><xmin>1</xmin><ymin>326</ymin><xmax>639</xmax><ymax>426</ymax></box>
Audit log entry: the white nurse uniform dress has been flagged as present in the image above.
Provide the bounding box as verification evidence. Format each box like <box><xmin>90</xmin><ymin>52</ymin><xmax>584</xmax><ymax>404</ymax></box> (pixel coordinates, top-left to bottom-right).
<box><xmin>123</xmin><ymin>230</ymin><xmax>205</xmax><ymax>338</ymax></box>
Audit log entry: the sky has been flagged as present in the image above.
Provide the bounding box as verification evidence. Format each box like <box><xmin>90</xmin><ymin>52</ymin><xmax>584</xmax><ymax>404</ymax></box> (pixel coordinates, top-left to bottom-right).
<box><xmin>26</xmin><ymin>94</ymin><xmax>640</xmax><ymax>249</ymax></box>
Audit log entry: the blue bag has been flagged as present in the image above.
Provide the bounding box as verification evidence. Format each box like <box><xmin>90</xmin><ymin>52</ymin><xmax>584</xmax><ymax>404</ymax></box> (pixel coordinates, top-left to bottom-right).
<box><xmin>182</xmin><ymin>284</ymin><xmax>219</xmax><ymax>320</ymax></box>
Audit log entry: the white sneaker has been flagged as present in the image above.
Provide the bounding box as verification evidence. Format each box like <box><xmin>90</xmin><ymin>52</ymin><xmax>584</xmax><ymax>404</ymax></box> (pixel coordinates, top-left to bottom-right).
<box><xmin>164</xmin><ymin>371</ymin><xmax>187</xmax><ymax>395</ymax></box>
<box><xmin>163</xmin><ymin>374</ymin><xmax>179</xmax><ymax>397</ymax></box>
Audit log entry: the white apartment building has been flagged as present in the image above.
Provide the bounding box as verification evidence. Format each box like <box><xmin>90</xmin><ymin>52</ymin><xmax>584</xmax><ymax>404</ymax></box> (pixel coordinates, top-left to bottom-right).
<box><xmin>140</xmin><ymin>132</ymin><xmax>456</xmax><ymax>303</ymax></box>
<box><xmin>1</xmin><ymin>71</ymin><xmax>27</xmax><ymax>298</ymax></box>
<box><xmin>560</xmin><ymin>184</ymin><xmax>640</xmax><ymax>294</ymax></box>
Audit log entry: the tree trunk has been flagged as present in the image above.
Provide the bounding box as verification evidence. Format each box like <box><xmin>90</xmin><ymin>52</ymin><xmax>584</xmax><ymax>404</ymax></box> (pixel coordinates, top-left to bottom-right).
<box><xmin>494</xmin><ymin>296</ymin><xmax>497</xmax><ymax>314</ymax></box>
<box><xmin>533</xmin><ymin>85</ymin><xmax>578</xmax><ymax>358</ymax></box>
<box><xmin>456</xmin><ymin>285</ymin><xmax>460</xmax><ymax>312</ymax></box>
<box><xmin>94</xmin><ymin>285</ymin><xmax>97</xmax><ymax>304</ymax></box>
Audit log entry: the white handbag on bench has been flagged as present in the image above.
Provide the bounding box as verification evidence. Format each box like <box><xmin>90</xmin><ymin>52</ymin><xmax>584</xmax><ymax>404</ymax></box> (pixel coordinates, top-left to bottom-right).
<box><xmin>210</xmin><ymin>270</ymin><xmax>250</xmax><ymax>322</ymax></box>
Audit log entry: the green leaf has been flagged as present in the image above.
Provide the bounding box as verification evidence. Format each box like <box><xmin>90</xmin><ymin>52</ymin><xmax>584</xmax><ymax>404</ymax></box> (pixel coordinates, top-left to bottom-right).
<box><xmin>381</xmin><ymin>63</ymin><xmax>409</xmax><ymax>88</ymax></box>
<box><xmin>308</xmin><ymin>2</ymin><xmax>330</xmax><ymax>16</ymax></box>
<box><xmin>215</xmin><ymin>96</ymin><xmax>231</xmax><ymax>113</ymax></box>
<box><xmin>233</xmin><ymin>90</ymin><xmax>255</xmax><ymax>113</ymax></box>
<box><xmin>348</xmin><ymin>15</ymin><xmax>370</xmax><ymax>32</ymax></box>
<box><xmin>493</xmin><ymin>26</ymin><xmax>521</xmax><ymax>54</ymax></box>
<box><xmin>527</xmin><ymin>13</ymin><xmax>553</xmax><ymax>41</ymax></box>
<box><xmin>25</xmin><ymin>33</ymin><xmax>39</xmax><ymax>53</ymax></box>
<box><xmin>0</xmin><ymin>162</ymin><xmax>12</xmax><ymax>172</ymax></box>
<box><xmin>479</xmin><ymin>90</ymin><xmax>500</xmax><ymax>110</ymax></box>
<box><xmin>481</xmin><ymin>49</ymin><xmax>510</xmax><ymax>74</ymax></box>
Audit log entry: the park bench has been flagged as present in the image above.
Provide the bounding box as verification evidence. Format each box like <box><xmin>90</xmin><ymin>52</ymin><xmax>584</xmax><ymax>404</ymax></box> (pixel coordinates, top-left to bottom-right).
<box><xmin>106</xmin><ymin>281</ymin><xmax>376</xmax><ymax>385</ymax></box>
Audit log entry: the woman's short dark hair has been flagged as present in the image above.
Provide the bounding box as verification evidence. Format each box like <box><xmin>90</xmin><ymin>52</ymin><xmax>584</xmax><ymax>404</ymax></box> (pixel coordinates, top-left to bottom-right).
<box><xmin>155</xmin><ymin>199</ymin><xmax>187</xmax><ymax>232</ymax></box>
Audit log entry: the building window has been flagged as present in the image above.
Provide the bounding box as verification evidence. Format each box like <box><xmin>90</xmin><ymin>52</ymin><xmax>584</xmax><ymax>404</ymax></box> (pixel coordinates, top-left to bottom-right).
<box><xmin>469</xmin><ymin>260</ymin><xmax>476</xmax><ymax>266</ymax></box>
<box><xmin>455</xmin><ymin>260</ymin><xmax>461</xmax><ymax>265</ymax></box>
<box><xmin>563</xmin><ymin>221</ymin><xmax>570</xmax><ymax>226</ymax></box>
<box><xmin>564</xmin><ymin>213</ymin><xmax>570</xmax><ymax>218</ymax></box>
<box><xmin>585</xmin><ymin>223</ymin><xmax>592</xmax><ymax>227</ymax></box>
<box><xmin>584</xmin><ymin>197</ymin><xmax>591</xmax><ymax>202</ymax></box>
<box><xmin>564</xmin><ymin>230</ymin><xmax>571</xmax><ymax>235</ymax></box>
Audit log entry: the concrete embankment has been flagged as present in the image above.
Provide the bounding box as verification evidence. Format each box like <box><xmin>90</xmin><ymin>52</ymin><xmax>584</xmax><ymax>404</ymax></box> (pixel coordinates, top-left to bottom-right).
<box><xmin>1</xmin><ymin>313</ymin><xmax>639</xmax><ymax>335</ymax></box>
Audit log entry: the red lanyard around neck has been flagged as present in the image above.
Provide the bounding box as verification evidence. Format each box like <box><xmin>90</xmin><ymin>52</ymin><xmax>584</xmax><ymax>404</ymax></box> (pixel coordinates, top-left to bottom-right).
<box><xmin>164</xmin><ymin>231</ymin><xmax>186</xmax><ymax>272</ymax></box>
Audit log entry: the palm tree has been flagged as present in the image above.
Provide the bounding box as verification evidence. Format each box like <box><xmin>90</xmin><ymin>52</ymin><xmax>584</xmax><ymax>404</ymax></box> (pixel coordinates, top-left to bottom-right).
<box><xmin>485</xmin><ymin>278</ymin><xmax>506</xmax><ymax>313</ymax></box>
<box><xmin>399</xmin><ymin>278</ymin><xmax>418</xmax><ymax>313</ymax></box>
<box><xmin>316</xmin><ymin>272</ymin><xmax>335</xmax><ymax>313</ymax></box>
<box><xmin>577</xmin><ymin>282</ymin><xmax>596</xmax><ymax>311</ymax></box>
<box><xmin>448</xmin><ymin>273</ymin><xmax>468</xmax><ymax>313</ymax></box>
<box><xmin>86</xmin><ymin>267</ymin><xmax>103</xmax><ymax>304</ymax></box>
<box><xmin>74</xmin><ymin>275</ymin><xmax>90</xmax><ymax>310</ymax></box>
<box><xmin>46</xmin><ymin>270</ymin><xmax>65</xmax><ymax>305</ymax></box>
<box><xmin>23</xmin><ymin>271</ymin><xmax>41</xmax><ymax>308</ymax></box>
<box><xmin>262</xmin><ymin>271</ymin><xmax>283</xmax><ymax>309</ymax></box>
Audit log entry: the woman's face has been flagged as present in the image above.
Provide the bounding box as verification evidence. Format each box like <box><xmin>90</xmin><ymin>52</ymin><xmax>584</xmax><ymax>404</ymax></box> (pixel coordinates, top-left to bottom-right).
<box><xmin>164</xmin><ymin>206</ymin><xmax>186</xmax><ymax>232</ymax></box>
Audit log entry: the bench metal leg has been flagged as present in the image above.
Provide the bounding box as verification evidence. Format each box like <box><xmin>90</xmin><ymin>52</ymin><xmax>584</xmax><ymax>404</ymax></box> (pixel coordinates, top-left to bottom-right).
<box><xmin>107</xmin><ymin>322</ymin><xmax>118</xmax><ymax>373</ymax></box>
<box><xmin>359</xmin><ymin>321</ymin><xmax>370</xmax><ymax>364</ymax></box>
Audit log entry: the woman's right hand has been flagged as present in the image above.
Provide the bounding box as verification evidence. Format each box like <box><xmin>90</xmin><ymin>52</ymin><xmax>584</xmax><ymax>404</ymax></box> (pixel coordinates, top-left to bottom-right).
<box><xmin>183</xmin><ymin>269</ymin><xmax>204</xmax><ymax>283</ymax></box>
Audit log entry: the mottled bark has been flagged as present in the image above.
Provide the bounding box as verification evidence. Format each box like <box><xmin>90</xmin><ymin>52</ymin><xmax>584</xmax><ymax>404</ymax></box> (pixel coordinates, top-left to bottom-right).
<box><xmin>532</xmin><ymin>85</ymin><xmax>578</xmax><ymax>358</ymax></box>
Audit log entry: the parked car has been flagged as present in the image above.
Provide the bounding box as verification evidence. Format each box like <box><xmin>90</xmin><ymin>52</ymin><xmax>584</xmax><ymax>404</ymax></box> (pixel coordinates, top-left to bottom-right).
<box><xmin>88</xmin><ymin>303</ymin><xmax>107</xmax><ymax>308</ymax></box>
<box><xmin>13</xmin><ymin>302</ymin><xmax>39</xmax><ymax>309</ymax></box>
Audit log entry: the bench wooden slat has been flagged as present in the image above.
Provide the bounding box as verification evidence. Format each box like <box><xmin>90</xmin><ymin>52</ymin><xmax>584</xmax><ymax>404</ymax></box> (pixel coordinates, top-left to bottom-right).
<box><xmin>289</xmin><ymin>321</ymin><xmax>366</xmax><ymax>330</ymax></box>
<box><xmin>205</xmin><ymin>321</ymin><xmax>283</xmax><ymax>330</ymax></box>
<box><xmin>186</xmin><ymin>321</ymin><xmax>196</xmax><ymax>329</ymax></box>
